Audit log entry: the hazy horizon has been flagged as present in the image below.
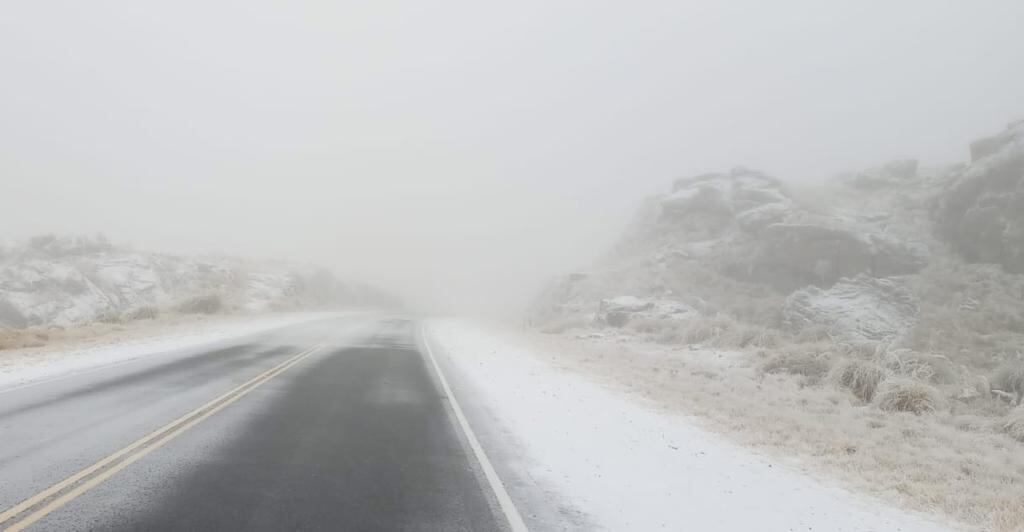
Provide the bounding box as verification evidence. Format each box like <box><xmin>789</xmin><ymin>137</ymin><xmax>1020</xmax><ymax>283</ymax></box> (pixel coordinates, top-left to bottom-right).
<box><xmin>2</xmin><ymin>0</ymin><xmax>1022</xmax><ymax>315</ymax></box>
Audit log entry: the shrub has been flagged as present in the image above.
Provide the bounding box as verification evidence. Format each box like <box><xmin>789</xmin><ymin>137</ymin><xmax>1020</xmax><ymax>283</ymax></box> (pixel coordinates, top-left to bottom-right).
<box><xmin>992</xmin><ymin>360</ymin><xmax>1024</xmax><ymax>405</ymax></box>
<box><xmin>760</xmin><ymin>349</ymin><xmax>831</xmax><ymax>382</ymax></box>
<box><xmin>1001</xmin><ymin>407</ymin><xmax>1024</xmax><ymax>443</ymax></box>
<box><xmin>176</xmin><ymin>294</ymin><xmax>223</xmax><ymax>315</ymax></box>
<box><xmin>875</xmin><ymin>378</ymin><xmax>941</xmax><ymax>414</ymax></box>
<box><xmin>831</xmin><ymin>358</ymin><xmax>887</xmax><ymax>402</ymax></box>
<box><xmin>124</xmin><ymin>306</ymin><xmax>159</xmax><ymax>321</ymax></box>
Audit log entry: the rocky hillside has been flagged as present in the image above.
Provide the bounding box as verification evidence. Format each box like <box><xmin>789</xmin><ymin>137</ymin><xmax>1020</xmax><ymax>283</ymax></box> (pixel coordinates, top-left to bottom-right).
<box><xmin>532</xmin><ymin>120</ymin><xmax>1024</xmax><ymax>413</ymax></box>
<box><xmin>0</xmin><ymin>235</ymin><xmax>395</xmax><ymax>330</ymax></box>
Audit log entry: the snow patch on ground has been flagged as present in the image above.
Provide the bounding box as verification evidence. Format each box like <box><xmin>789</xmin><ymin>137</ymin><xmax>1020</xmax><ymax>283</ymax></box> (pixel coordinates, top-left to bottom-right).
<box><xmin>430</xmin><ymin>318</ymin><xmax>951</xmax><ymax>532</ymax></box>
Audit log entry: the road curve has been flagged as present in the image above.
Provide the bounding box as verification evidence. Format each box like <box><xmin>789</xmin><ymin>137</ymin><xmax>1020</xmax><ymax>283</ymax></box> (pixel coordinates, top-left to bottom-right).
<box><xmin>0</xmin><ymin>316</ymin><xmax>510</xmax><ymax>531</ymax></box>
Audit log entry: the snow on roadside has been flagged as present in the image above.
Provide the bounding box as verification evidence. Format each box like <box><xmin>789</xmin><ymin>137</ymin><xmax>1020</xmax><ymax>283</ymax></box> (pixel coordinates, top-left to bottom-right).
<box><xmin>430</xmin><ymin>318</ymin><xmax>951</xmax><ymax>532</ymax></box>
<box><xmin>0</xmin><ymin>312</ymin><xmax>341</xmax><ymax>391</ymax></box>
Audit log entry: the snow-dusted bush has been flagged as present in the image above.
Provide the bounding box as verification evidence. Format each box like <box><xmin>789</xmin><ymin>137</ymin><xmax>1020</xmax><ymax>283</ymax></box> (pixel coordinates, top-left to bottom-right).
<box><xmin>875</xmin><ymin>378</ymin><xmax>940</xmax><ymax>414</ymax></box>
<box><xmin>882</xmin><ymin>350</ymin><xmax>963</xmax><ymax>385</ymax></box>
<box><xmin>1001</xmin><ymin>407</ymin><xmax>1024</xmax><ymax>443</ymax></box>
<box><xmin>992</xmin><ymin>360</ymin><xmax>1024</xmax><ymax>405</ymax></box>
<box><xmin>830</xmin><ymin>358</ymin><xmax>886</xmax><ymax>402</ymax></box>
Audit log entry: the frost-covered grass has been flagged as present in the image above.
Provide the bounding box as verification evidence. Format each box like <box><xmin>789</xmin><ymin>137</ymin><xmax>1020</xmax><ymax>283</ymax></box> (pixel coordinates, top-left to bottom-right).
<box><xmin>512</xmin><ymin>329</ymin><xmax>1024</xmax><ymax>531</ymax></box>
<box><xmin>0</xmin><ymin>312</ymin><xmax>346</xmax><ymax>390</ymax></box>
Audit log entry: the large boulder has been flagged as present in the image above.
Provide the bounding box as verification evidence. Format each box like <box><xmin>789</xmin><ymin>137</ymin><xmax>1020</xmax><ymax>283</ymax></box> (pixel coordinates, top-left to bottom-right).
<box><xmin>937</xmin><ymin>120</ymin><xmax>1024</xmax><ymax>273</ymax></box>
<box><xmin>728</xmin><ymin>222</ymin><xmax>926</xmax><ymax>292</ymax></box>
<box><xmin>782</xmin><ymin>275</ymin><xmax>919</xmax><ymax>344</ymax></box>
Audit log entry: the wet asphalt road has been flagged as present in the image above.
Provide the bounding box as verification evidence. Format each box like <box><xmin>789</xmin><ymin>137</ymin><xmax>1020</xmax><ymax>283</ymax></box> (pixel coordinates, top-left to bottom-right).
<box><xmin>0</xmin><ymin>316</ymin><xmax>506</xmax><ymax>531</ymax></box>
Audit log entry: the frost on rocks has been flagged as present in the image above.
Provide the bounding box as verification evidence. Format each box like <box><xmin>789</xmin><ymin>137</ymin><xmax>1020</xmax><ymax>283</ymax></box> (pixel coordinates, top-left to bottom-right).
<box><xmin>783</xmin><ymin>275</ymin><xmax>919</xmax><ymax>343</ymax></box>
<box><xmin>661</xmin><ymin>168</ymin><xmax>795</xmax><ymax>237</ymax></box>
<box><xmin>0</xmin><ymin>235</ymin><xmax>386</xmax><ymax>329</ymax></box>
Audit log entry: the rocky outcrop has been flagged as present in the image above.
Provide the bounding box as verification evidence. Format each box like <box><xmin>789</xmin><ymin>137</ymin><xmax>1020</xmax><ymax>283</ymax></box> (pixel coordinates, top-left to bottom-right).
<box><xmin>661</xmin><ymin>168</ymin><xmax>794</xmax><ymax>235</ymax></box>
<box><xmin>937</xmin><ymin>120</ymin><xmax>1024</xmax><ymax>273</ymax></box>
<box><xmin>649</xmin><ymin>167</ymin><xmax>928</xmax><ymax>292</ymax></box>
<box><xmin>721</xmin><ymin>222</ymin><xmax>927</xmax><ymax>293</ymax></box>
<box><xmin>595</xmin><ymin>296</ymin><xmax>695</xmax><ymax>328</ymax></box>
<box><xmin>0</xmin><ymin>235</ymin><xmax>391</xmax><ymax>329</ymax></box>
<box><xmin>840</xmin><ymin>159</ymin><xmax>919</xmax><ymax>190</ymax></box>
<box><xmin>782</xmin><ymin>276</ymin><xmax>919</xmax><ymax>343</ymax></box>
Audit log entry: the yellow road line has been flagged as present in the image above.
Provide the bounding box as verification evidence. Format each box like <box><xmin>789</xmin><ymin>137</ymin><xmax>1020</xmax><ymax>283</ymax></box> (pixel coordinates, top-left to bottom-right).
<box><xmin>0</xmin><ymin>344</ymin><xmax>323</xmax><ymax>531</ymax></box>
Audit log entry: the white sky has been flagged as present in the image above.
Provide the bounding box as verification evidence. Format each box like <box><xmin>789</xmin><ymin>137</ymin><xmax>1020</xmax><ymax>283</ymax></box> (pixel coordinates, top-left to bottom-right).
<box><xmin>1</xmin><ymin>1</ymin><xmax>1022</xmax><ymax>314</ymax></box>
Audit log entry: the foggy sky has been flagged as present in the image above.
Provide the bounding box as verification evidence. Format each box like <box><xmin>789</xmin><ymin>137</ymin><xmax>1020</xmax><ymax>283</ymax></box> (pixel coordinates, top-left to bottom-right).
<box><xmin>2</xmin><ymin>1</ymin><xmax>1023</xmax><ymax>315</ymax></box>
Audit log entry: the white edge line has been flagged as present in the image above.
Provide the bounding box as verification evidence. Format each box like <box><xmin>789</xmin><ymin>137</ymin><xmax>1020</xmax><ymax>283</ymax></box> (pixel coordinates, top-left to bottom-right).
<box><xmin>419</xmin><ymin>323</ymin><xmax>529</xmax><ymax>532</ymax></box>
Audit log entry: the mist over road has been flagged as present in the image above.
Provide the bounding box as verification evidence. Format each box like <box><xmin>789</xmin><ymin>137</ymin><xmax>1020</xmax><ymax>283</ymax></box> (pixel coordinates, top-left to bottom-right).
<box><xmin>0</xmin><ymin>316</ymin><xmax>510</xmax><ymax>531</ymax></box>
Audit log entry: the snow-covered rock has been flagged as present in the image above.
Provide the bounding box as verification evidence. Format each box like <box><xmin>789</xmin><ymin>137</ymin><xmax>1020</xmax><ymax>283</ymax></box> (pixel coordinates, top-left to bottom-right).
<box><xmin>734</xmin><ymin>221</ymin><xmax>927</xmax><ymax>292</ymax></box>
<box><xmin>0</xmin><ymin>235</ymin><xmax>392</xmax><ymax>329</ymax></box>
<box><xmin>839</xmin><ymin>159</ymin><xmax>919</xmax><ymax>190</ymax></box>
<box><xmin>661</xmin><ymin>168</ymin><xmax>795</xmax><ymax>234</ymax></box>
<box><xmin>782</xmin><ymin>276</ymin><xmax>919</xmax><ymax>344</ymax></box>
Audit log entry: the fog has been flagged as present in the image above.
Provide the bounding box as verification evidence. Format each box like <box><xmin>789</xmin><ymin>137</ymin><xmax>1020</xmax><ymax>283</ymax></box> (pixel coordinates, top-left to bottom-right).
<box><xmin>2</xmin><ymin>0</ymin><xmax>1022</xmax><ymax>315</ymax></box>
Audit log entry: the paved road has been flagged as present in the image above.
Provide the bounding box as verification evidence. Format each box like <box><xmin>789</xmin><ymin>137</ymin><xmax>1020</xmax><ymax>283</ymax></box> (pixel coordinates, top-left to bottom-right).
<box><xmin>0</xmin><ymin>316</ymin><xmax>509</xmax><ymax>531</ymax></box>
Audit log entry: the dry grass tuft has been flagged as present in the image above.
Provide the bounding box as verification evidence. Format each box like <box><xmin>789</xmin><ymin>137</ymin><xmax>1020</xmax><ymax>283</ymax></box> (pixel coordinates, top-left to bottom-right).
<box><xmin>711</xmin><ymin>324</ymin><xmax>783</xmax><ymax>349</ymax></box>
<box><xmin>176</xmin><ymin>294</ymin><xmax>223</xmax><ymax>315</ymax></box>
<box><xmin>540</xmin><ymin>315</ymin><xmax>593</xmax><ymax>334</ymax></box>
<box><xmin>0</xmin><ymin>328</ymin><xmax>48</xmax><ymax>350</ymax></box>
<box><xmin>876</xmin><ymin>378</ymin><xmax>941</xmax><ymax>414</ymax></box>
<box><xmin>680</xmin><ymin>314</ymin><xmax>736</xmax><ymax>345</ymax></box>
<box><xmin>830</xmin><ymin>358</ymin><xmax>887</xmax><ymax>402</ymax></box>
<box><xmin>124</xmin><ymin>305</ymin><xmax>159</xmax><ymax>322</ymax></box>
<box><xmin>760</xmin><ymin>348</ymin><xmax>831</xmax><ymax>382</ymax></box>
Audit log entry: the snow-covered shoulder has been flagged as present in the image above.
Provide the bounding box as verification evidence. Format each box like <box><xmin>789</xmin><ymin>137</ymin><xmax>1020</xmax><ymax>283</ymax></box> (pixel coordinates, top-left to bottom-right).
<box><xmin>428</xmin><ymin>318</ymin><xmax>952</xmax><ymax>532</ymax></box>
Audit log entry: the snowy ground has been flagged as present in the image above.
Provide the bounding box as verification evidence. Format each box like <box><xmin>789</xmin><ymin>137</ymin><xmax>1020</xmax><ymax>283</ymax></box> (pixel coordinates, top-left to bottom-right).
<box><xmin>0</xmin><ymin>312</ymin><xmax>345</xmax><ymax>391</ymax></box>
<box><xmin>429</xmin><ymin>318</ymin><xmax>953</xmax><ymax>532</ymax></box>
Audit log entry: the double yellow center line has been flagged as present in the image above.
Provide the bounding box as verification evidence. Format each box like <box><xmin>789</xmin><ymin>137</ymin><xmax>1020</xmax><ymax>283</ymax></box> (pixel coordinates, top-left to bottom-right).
<box><xmin>0</xmin><ymin>343</ymin><xmax>324</xmax><ymax>532</ymax></box>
